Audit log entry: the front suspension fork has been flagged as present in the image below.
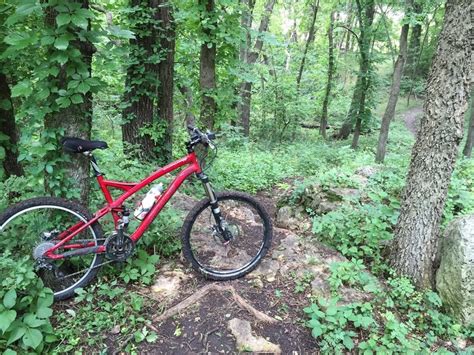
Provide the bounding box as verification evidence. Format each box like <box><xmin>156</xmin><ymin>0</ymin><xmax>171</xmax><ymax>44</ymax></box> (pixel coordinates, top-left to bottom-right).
<box><xmin>196</xmin><ymin>173</ymin><xmax>231</xmax><ymax>241</ymax></box>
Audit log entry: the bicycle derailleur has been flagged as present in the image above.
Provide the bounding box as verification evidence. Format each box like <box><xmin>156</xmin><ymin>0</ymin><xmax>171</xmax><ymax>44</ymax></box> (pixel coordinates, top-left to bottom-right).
<box><xmin>105</xmin><ymin>208</ymin><xmax>135</xmax><ymax>262</ymax></box>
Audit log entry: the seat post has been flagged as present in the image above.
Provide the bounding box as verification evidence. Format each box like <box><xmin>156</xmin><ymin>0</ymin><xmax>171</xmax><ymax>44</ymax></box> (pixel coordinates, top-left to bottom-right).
<box><xmin>84</xmin><ymin>152</ymin><xmax>103</xmax><ymax>177</ymax></box>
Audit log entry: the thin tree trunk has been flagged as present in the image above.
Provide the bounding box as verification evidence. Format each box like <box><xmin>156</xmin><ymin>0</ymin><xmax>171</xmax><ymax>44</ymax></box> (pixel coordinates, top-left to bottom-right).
<box><xmin>335</xmin><ymin>75</ymin><xmax>361</xmax><ymax>139</ymax></box>
<box><xmin>296</xmin><ymin>0</ymin><xmax>319</xmax><ymax>88</ymax></box>
<box><xmin>351</xmin><ymin>0</ymin><xmax>375</xmax><ymax>149</ymax></box>
<box><xmin>375</xmin><ymin>11</ymin><xmax>410</xmax><ymax>163</ymax></box>
<box><xmin>199</xmin><ymin>0</ymin><xmax>217</xmax><ymax>129</ymax></box>
<box><xmin>463</xmin><ymin>91</ymin><xmax>474</xmax><ymax>158</ymax></box>
<box><xmin>157</xmin><ymin>0</ymin><xmax>175</xmax><ymax>163</ymax></box>
<box><xmin>0</xmin><ymin>72</ymin><xmax>23</xmax><ymax>178</ymax></box>
<box><xmin>404</xmin><ymin>1</ymin><xmax>422</xmax><ymax>77</ymax></box>
<box><xmin>320</xmin><ymin>11</ymin><xmax>335</xmax><ymax>139</ymax></box>
<box><xmin>238</xmin><ymin>0</ymin><xmax>277</xmax><ymax>136</ymax></box>
<box><xmin>389</xmin><ymin>0</ymin><xmax>472</xmax><ymax>288</ymax></box>
<box><xmin>178</xmin><ymin>85</ymin><xmax>196</xmax><ymax>127</ymax></box>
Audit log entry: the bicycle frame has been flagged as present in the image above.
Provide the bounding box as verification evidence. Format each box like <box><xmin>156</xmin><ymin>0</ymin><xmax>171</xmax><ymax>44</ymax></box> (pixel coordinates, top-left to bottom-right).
<box><xmin>45</xmin><ymin>151</ymin><xmax>203</xmax><ymax>260</ymax></box>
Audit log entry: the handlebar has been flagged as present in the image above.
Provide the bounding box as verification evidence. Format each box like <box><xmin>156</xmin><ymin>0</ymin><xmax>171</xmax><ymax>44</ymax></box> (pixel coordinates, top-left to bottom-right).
<box><xmin>186</xmin><ymin>125</ymin><xmax>216</xmax><ymax>150</ymax></box>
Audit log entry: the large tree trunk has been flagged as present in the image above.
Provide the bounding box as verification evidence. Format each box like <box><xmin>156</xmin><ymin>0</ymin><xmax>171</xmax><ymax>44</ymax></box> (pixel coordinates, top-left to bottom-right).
<box><xmin>350</xmin><ymin>0</ymin><xmax>375</xmax><ymax>149</ymax></box>
<box><xmin>320</xmin><ymin>11</ymin><xmax>335</xmax><ymax>139</ymax></box>
<box><xmin>0</xmin><ymin>72</ymin><xmax>24</xmax><ymax>178</ymax></box>
<box><xmin>462</xmin><ymin>90</ymin><xmax>474</xmax><ymax>158</ymax></box>
<box><xmin>375</xmin><ymin>10</ymin><xmax>410</xmax><ymax>163</ymax></box>
<box><xmin>122</xmin><ymin>0</ymin><xmax>160</xmax><ymax>159</ymax></box>
<box><xmin>44</xmin><ymin>0</ymin><xmax>94</xmax><ymax>203</ymax></box>
<box><xmin>199</xmin><ymin>0</ymin><xmax>217</xmax><ymax>129</ymax></box>
<box><xmin>156</xmin><ymin>0</ymin><xmax>175</xmax><ymax>163</ymax></box>
<box><xmin>296</xmin><ymin>0</ymin><xmax>319</xmax><ymax>89</ymax></box>
<box><xmin>389</xmin><ymin>0</ymin><xmax>472</xmax><ymax>288</ymax></box>
<box><xmin>238</xmin><ymin>0</ymin><xmax>277</xmax><ymax>136</ymax></box>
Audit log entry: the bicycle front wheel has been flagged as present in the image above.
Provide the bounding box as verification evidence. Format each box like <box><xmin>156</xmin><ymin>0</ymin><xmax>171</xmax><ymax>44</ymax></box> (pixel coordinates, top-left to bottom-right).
<box><xmin>181</xmin><ymin>191</ymin><xmax>272</xmax><ymax>280</ymax></box>
<box><xmin>0</xmin><ymin>197</ymin><xmax>104</xmax><ymax>301</ymax></box>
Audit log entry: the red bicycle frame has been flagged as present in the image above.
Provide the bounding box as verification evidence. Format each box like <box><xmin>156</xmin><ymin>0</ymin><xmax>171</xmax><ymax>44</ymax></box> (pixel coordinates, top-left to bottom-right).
<box><xmin>45</xmin><ymin>151</ymin><xmax>203</xmax><ymax>259</ymax></box>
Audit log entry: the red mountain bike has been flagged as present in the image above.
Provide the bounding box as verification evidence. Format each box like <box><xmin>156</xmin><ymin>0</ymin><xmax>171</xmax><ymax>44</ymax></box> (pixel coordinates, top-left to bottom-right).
<box><xmin>0</xmin><ymin>127</ymin><xmax>272</xmax><ymax>300</ymax></box>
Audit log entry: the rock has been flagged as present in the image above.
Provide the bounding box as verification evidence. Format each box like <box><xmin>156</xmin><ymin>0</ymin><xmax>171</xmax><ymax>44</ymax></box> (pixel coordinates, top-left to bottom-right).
<box><xmin>436</xmin><ymin>215</ymin><xmax>474</xmax><ymax>326</ymax></box>
<box><xmin>325</xmin><ymin>187</ymin><xmax>360</xmax><ymax>202</ymax></box>
<box><xmin>250</xmin><ymin>259</ymin><xmax>280</xmax><ymax>281</ymax></box>
<box><xmin>276</xmin><ymin>206</ymin><xmax>293</xmax><ymax>228</ymax></box>
<box><xmin>355</xmin><ymin>166</ymin><xmax>377</xmax><ymax>178</ymax></box>
<box><xmin>317</xmin><ymin>200</ymin><xmax>340</xmax><ymax>214</ymax></box>
<box><xmin>228</xmin><ymin>318</ymin><xmax>281</xmax><ymax>353</ymax></box>
<box><xmin>171</xmin><ymin>192</ymin><xmax>197</xmax><ymax>213</ymax></box>
<box><xmin>151</xmin><ymin>270</ymin><xmax>188</xmax><ymax>300</ymax></box>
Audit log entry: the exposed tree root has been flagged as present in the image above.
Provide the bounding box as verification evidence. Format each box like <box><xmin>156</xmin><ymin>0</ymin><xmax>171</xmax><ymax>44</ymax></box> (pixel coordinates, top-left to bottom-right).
<box><xmin>151</xmin><ymin>283</ymin><xmax>277</xmax><ymax>325</ymax></box>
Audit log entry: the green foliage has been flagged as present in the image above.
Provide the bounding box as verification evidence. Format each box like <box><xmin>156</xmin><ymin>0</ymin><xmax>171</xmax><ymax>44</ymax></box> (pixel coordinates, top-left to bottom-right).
<box><xmin>119</xmin><ymin>250</ymin><xmax>160</xmax><ymax>285</ymax></box>
<box><xmin>0</xmin><ymin>252</ymin><xmax>55</xmax><ymax>353</ymax></box>
<box><xmin>53</xmin><ymin>282</ymin><xmax>157</xmax><ymax>352</ymax></box>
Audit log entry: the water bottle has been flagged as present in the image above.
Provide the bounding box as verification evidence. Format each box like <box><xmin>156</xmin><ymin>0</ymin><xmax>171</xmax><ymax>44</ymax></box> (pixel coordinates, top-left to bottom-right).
<box><xmin>134</xmin><ymin>183</ymin><xmax>164</xmax><ymax>220</ymax></box>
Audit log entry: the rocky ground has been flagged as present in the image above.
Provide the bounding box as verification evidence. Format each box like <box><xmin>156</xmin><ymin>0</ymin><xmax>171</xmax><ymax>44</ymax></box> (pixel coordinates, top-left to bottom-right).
<box><xmin>121</xmin><ymin>170</ymin><xmax>376</xmax><ymax>353</ymax></box>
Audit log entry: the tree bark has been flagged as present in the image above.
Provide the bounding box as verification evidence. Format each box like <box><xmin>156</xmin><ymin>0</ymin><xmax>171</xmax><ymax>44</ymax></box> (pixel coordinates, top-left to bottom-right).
<box><xmin>199</xmin><ymin>0</ymin><xmax>217</xmax><ymax>129</ymax></box>
<box><xmin>0</xmin><ymin>72</ymin><xmax>24</xmax><ymax>178</ymax></box>
<box><xmin>335</xmin><ymin>75</ymin><xmax>361</xmax><ymax>139</ymax></box>
<box><xmin>375</xmin><ymin>8</ymin><xmax>410</xmax><ymax>163</ymax></box>
<box><xmin>44</xmin><ymin>0</ymin><xmax>95</xmax><ymax>203</ymax></box>
<box><xmin>404</xmin><ymin>1</ymin><xmax>422</xmax><ymax>78</ymax></box>
<box><xmin>296</xmin><ymin>0</ymin><xmax>319</xmax><ymax>89</ymax></box>
<box><xmin>389</xmin><ymin>0</ymin><xmax>472</xmax><ymax>288</ymax></box>
<box><xmin>122</xmin><ymin>0</ymin><xmax>160</xmax><ymax>159</ymax></box>
<box><xmin>178</xmin><ymin>85</ymin><xmax>196</xmax><ymax>127</ymax></box>
<box><xmin>238</xmin><ymin>0</ymin><xmax>277</xmax><ymax>136</ymax></box>
<box><xmin>350</xmin><ymin>0</ymin><xmax>375</xmax><ymax>149</ymax></box>
<box><xmin>462</xmin><ymin>91</ymin><xmax>474</xmax><ymax>158</ymax></box>
<box><xmin>156</xmin><ymin>0</ymin><xmax>175</xmax><ymax>163</ymax></box>
<box><xmin>320</xmin><ymin>11</ymin><xmax>335</xmax><ymax>139</ymax></box>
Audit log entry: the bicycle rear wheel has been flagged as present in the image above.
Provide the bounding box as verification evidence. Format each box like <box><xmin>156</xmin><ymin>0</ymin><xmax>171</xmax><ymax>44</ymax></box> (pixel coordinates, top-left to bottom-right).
<box><xmin>181</xmin><ymin>191</ymin><xmax>272</xmax><ymax>280</ymax></box>
<box><xmin>0</xmin><ymin>197</ymin><xmax>104</xmax><ymax>301</ymax></box>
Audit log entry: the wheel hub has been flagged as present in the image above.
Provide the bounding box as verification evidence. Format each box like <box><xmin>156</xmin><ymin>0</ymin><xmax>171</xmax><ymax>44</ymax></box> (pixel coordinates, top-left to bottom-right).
<box><xmin>33</xmin><ymin>242</ymin><xmax>55</xmax><ymax>260</ymax></box>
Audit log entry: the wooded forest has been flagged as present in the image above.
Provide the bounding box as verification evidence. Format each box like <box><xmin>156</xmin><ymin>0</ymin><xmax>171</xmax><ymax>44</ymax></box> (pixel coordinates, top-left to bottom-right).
<box><xmin>0</xmin><ymin>0</ymin><xmax>473</xmax><ymax>353</ymax></box>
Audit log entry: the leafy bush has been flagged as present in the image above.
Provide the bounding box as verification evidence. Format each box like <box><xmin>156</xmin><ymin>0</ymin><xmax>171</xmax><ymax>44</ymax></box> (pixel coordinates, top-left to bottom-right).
<box><xmin>0</xmin><ymin>252</ymin><xmax>55</xmax><ymax>353</ymax></box>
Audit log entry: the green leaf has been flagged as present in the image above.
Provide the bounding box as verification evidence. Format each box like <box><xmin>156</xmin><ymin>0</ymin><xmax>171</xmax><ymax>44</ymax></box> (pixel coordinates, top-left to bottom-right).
<box><xmin>22</xmin><ymin>328</ymin><xmax>43</xmax><ymax>349</ymax></box>
<box><xmin>343</xmin><ymin>335</ymin><xmax>354</xmax><ymax>350</ymax></box>
<box><xmin>45</xmin><ymin>165</ymin><xmax>53</xmax><ymax>174</ymax></box>
<box><xmin>36</xmin><ymin>307</ymin><xmax>53</xmax><ymax>319</ymax></box>
<box><xmin>23</xmin><ymin>314</ymin><xmax>46</xmax><ymax>328</ymax></box>
<box><xmin>0</xmin><ymin>310</ymin><xmax>17</xmax><ymax>334</ymax></box>
<box><xmin>54</xmin><ymin>36</ymin><xmax>70</xmax><ymax>50</ymax></box>
<box><xmin>7</xmin><ymin>326</ymin><xmax>25</xmax><ymax>345</ymax></box>
<box><xmin>56</xmin><ymin>13</ymin><xmax>71</xmax><ymax>27</ymax></box>
<box><xmin>56</xmin><ymin>97</ymin><xmax>71</xmax><ymax>108</ymax></box>
<box><xmin>41</xmin><ymin>36</ymin><xmax>55</xmax><ymax>46</ymax></box>
<box><xmin>11</xmin><ymin>81</ymin><xmax>32</xmax><ymax>97</ymax></box>
<box><xmin>70</xmin><ymin>94</ymin><xmax>83</xmax><ymax>104</ymax></box>
<box><xmin>71</xmin><ymin>14</ymin><xmax>88</xmax><ymax>28</ymax></box>
<box><xmin>77</xmin><ymin>82</ymin><xmax>90</xmax><ymax>94</ymax></box>
<box><xmin>0</xmin><ymin>147</ymin><xmax>5</xmax><ymax>160</ymax></box>
<box><xmin>3</xmin><ymin>348</ymin><xmax>17</xmax><ymax>355</ymax></box>
<box><xmin>325</xmin><ymin>305</ymin><xmax>337</xmax><ymax>316</ymax></box>
<box><xmin>3</xmin><ymin>290</ymin><xmax>17</xmax><ymax>309</ymax></box>
<box><xmin>16</xmin><ymin>3</ymin><xmax>41</xmax><ymax>16</ymax></box>
<box><xmin>311</xmin><ymin>326</ymin><xmax>322</xmax><ymax>338</ymax></box>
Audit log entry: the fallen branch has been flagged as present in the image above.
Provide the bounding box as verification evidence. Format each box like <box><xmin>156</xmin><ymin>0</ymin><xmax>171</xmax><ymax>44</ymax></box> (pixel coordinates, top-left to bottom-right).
<box><xmin>301</xmin><ymin>123</ymin><xmax>332</xmax><ymax>129</ymax></box>
<box><xmin>151</xmin><ymin>284</ymin><xmax>277</xmax><ymax>325</ymax></box>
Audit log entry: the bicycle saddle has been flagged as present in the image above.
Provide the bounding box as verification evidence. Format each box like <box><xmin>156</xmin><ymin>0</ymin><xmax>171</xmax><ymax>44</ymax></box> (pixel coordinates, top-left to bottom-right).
<box><xmin>61</xmin><ymin>137</ymin><xmax>108</xmax><ymax>153</ymax></box>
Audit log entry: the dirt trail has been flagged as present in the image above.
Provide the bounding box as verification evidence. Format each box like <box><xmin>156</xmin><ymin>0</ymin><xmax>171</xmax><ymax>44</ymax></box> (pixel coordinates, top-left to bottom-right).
<box><xmin>105</xmin><ymin>188</ymin><xmax>370</xmax><ymax>353</ymax></box>
<box><xmin>403</xmin><ymin>106</ymin><xmax>423</xmax><ymax>136</ymax></box>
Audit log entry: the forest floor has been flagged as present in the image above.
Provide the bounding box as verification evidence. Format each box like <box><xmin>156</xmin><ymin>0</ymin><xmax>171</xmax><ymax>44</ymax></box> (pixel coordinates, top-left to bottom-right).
<box><xmin>105</xmin><ymin>105</ymin><xmax>426</xmax><ymax>353</ymax></box>
<box><xmin>108</xmin><ymin>184</ymin><xmax>370</xmax><ymax>353</ymax></box>
<box><xmin>403</xmin><ymin>105</ymin><xmax>423</xmax><ymax>136</ymax></box>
